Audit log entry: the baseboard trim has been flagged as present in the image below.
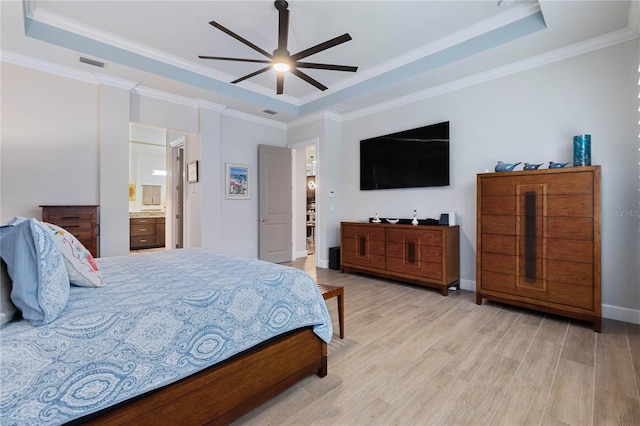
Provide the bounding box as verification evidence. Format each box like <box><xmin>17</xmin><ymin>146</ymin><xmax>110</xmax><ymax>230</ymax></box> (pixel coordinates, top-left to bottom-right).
<box><xmin>602</xmin><ymin>304</ymin><xmax>640</xmax><ymax>325</ymax></box>
<box><xmin>459</xmin><ymin>279</ymin><xmax>476</xmax><ymax>292</ymax></box>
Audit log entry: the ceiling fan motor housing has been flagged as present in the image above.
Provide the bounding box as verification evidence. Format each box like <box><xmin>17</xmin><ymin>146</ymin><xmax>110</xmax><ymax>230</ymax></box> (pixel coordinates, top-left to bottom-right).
<box><xmin>275</xmin><ymin>1</ymin><xmax>289</xmax><ymax>11</ymax></box>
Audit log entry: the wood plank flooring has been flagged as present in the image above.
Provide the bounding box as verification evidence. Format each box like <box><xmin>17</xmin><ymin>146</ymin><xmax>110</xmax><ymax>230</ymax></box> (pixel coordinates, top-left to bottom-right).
<box><xmin>234</xmin><ymin>256</ymin><xmax>640</xmax><ymax>426</ymax></box>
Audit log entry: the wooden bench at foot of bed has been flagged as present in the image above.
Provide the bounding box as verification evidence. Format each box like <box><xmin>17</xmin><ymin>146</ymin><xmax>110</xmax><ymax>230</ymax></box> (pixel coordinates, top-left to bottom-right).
<box><xmin>79</xmin><ymin>327</ymin><xmax>327</xmax><ymax>426</ymax></box>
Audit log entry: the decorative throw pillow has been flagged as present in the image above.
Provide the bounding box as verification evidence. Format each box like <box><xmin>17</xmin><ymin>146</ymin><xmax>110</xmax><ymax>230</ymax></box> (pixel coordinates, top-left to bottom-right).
<box><xmin>42</xmin><ymin>222</ymin><xmax>105</xmax><ymax>287</ymax></box>
<box><xmin>0</xmin><ymin>217</ymin><xmax>69</xmax><ymax>326</ymax></box>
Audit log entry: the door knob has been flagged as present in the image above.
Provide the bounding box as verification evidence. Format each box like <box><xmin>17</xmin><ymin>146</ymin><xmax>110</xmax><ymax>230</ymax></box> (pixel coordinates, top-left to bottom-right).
<box><xmin>260</xmin><ymin>218</ymin><xmax>267</xmax><ymax>222</ymax></box>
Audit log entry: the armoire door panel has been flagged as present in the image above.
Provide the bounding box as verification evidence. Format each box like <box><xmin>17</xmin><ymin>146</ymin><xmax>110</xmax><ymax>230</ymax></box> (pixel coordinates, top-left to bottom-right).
<box><xmin>546</xmin><ymin>238</ymin><xmax>593</xmax><ymax>263</ymax></box>
<box><xmin>482</xmin><ymin>177</ymin><xmax>518</xmax><ymax>195</ymax></box>
<box><xmin>482</xmin><ymin>215</ymin><xmax>516</xmax><ymax>235</ymax></box>
<box><xmin>543</xmin><ymin>172</ymin><xmax>593</xmax><ymax>195</ymax></box>
<box><xmin>545</xmin><ymin>281</ymin><xmax>594</xmax><ymax>310</ymax></box>
<box><xmin>481</xmin><ymin>196</ymin><xmax>516</xmax><ymax>215</ymax></box>
<box><xmin>482</xmin><ymin>233</ymin><xmax>516</xmax><ymax>255</ymax></box>
<box><xmin>546</xmin><ymin>195</ymin><xmax>593</xmax><ymax>217</ymax></box>
<box><xmin>545</xmin><ymin>217</ymin><xmax>594</xmax><ymax>240</ymax></box>
<box><xmin>480</xmin><ymin>270</ymin><xmax>516</xmax><ymax>293</ymax></box>
<box><xmin>482</xmin><ymin>252</ymin><xmax>516</xmax><ymax>275</ymax></box>
<box><xmin>546</xmin><ymin>259</ymin><xmax>593</xmax><ymax>286</ymax></box>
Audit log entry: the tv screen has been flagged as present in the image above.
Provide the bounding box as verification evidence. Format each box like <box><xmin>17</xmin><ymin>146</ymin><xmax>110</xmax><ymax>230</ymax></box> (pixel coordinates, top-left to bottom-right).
<box><xmin>360</xmin><ymin>121</ymin><xmax>450</xmax><ymax>190</ymax></box>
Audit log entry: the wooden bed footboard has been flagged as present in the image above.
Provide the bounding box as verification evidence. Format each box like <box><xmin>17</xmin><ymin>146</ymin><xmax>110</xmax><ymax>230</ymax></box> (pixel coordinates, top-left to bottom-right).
<box><xmin>77</xmin><ymin>327</ymin><xmax>327</xmax><ymax>426</ymax></box>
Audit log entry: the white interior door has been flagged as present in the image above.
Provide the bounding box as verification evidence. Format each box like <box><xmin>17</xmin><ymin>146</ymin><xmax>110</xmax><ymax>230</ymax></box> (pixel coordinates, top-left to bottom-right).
<box><xmin>258</xmin><ymin>144</ymin><xmax>292</xmax><ymax>263</ymax></box>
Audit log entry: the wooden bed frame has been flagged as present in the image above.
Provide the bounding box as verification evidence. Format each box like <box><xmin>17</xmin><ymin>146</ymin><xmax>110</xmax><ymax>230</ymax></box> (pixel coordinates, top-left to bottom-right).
<box><xmin>77</xmin><ymin>327</ymin><xmax>327</xmax><ymax>425</ymax></box>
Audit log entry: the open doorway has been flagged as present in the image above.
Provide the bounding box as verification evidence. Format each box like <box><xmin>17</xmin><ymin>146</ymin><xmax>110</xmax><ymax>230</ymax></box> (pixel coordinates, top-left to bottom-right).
<box><xmin>129</xmin><ymin>124</ymin><xmax>168</xmax><ymax>253</ymax></box>
<box><xmin>291</xmin><ymin>138</ymin><xmax>318</xmax><ymax>264</ymax></box>
<box><xmin>305</xmin><ymin>147</ymin><xmax>316</xmax><ymax>255</ymax></box>
<box><xmin>129</xmin><ymin>123</ymin><xmax>188</xmax><ymax>253</ymax></box>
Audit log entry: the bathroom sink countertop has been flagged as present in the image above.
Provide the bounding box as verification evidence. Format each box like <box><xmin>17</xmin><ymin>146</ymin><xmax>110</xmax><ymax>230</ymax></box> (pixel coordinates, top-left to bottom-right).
<box><xmin>129</xmin><ymin>211</ymin><xmax>166</xmax><ymax>218</ymax></box>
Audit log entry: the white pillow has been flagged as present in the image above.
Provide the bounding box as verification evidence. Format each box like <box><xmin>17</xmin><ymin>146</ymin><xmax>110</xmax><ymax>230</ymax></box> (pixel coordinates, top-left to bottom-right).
<box><xmin>42</xmin><ymin>222</ymin><xmax>105</xmax><ymax>287</ymax></box>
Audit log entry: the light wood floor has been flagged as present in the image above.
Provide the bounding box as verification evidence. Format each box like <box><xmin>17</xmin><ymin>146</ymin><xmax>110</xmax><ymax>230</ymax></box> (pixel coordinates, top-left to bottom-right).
<box><xmin>234</xmin><ymin>256</ymin><xmax>640</xmax><ymax>426</ymax></box>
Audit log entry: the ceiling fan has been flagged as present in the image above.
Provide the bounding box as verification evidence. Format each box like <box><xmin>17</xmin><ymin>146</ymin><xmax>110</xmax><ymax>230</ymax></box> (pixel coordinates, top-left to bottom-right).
<box><xmin>198</xmin><ymin>0</ymin><xmax>358</xmax><ymax>95</ymax></box>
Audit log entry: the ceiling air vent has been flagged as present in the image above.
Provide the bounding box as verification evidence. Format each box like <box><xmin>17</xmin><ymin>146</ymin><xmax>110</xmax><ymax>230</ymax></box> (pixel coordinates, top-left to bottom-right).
<box><xmin>263</xmin><ymin>109</ymin><xmax>278</xmax><ymax>115</ymax></box>
<box><xmin>79</xmin><ymin>56</ymin><xmax>106</xmax><ymax>68</ymax></box>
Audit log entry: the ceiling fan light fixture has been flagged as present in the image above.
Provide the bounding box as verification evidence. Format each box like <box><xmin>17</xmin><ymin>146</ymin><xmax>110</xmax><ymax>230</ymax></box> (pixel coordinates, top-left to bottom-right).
<box><xmin>273</xmin><ymin>62</ymin><xmax>290</xmax><ymax>72</ymax></box>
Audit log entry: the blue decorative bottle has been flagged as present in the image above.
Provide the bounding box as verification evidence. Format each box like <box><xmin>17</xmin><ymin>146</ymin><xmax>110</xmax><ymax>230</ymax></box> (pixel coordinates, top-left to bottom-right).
<box><xmin>573</xmin><ymin>134</ymin><xmax>591</xmax><ymax>166</ymax></box>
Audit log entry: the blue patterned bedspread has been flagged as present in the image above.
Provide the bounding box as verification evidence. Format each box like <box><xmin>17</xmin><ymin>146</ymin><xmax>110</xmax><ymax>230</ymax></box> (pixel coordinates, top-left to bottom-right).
<box><xmin>0</xmin><ymin>248</ymin><xmax>332</xmax><ymax>425</ymax></box>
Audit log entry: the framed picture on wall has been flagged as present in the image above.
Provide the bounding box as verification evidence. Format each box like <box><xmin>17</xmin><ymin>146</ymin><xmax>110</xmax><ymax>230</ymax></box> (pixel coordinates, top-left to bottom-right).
<box><xmin>187</xmin><ymin>161</ymin><xmax>199</xmax><ymax>183</ymax></box>
<box><xmin>225</xmin><ymin>163</ymin><xmax>250</xmax><ymax>200</ymax></box>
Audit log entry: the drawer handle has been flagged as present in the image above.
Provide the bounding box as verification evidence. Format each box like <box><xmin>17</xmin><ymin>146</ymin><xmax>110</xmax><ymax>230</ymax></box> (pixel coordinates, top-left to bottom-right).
<box><xmin>139</xmin><ymin>228</ymin><xmax>147</xmax><ymax>231</ymax></box>
<box><xmin>62</xmin><ymin>216</ymin><xmax>81</xmax><ymax>220</ymax></box>
<box><xmin>140</xmin><ymin>239</ymin><xmax>147</xmax><ymax>243</ymax></box>
<box><xmin>406</xmin><ymin>241</ymin><xmax>416</xmax><ymax>264</ymax></box>
<box><xmin>525</xmin><ymin>191</ymin><xmax>536</xmax><ymax>281</ymax></box>
<box><xmin>65</xmin><ymin>225</ymin><xmax>80</xmax><ymax>228</ymax></box>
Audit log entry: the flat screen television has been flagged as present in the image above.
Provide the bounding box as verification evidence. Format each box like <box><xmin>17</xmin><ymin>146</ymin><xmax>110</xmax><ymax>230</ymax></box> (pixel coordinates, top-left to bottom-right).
<box><xmin>360</xmin><ymin>121</ymin><xmax>450</xmax><ymax>190</ymax></box>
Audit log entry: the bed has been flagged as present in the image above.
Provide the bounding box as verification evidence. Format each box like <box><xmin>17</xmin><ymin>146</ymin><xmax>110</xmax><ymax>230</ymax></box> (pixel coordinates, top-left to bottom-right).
<box><xmin>0</xmin><ymin>218</ymin><xmax>332</xmax><ymax>425</ymax></box>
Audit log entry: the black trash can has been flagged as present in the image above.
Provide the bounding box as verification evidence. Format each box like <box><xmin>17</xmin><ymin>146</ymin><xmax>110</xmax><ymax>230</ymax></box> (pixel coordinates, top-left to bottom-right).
<box><xmin>328</xmin><ymin>246</ymin><xmax>340</xmax><ymax>270</ymax></box>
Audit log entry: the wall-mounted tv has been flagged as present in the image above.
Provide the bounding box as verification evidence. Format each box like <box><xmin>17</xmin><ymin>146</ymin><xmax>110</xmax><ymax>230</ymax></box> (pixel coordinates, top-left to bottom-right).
<box><xmin>360</xmin><ymin>121</ymin><xmax>450</xmax><ymax>190</ymax></box>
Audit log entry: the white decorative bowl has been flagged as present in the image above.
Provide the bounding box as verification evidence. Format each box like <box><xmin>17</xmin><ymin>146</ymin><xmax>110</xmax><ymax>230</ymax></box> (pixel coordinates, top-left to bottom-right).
<box><xmin>386</xmin><ymin>218</ymin><xmax>399</xmax><ymax>224</ymax></box>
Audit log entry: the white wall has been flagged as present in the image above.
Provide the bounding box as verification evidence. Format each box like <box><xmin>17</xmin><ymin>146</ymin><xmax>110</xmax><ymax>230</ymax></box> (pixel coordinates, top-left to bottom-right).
<box><xmin>1</xmin><ymin>64</ymin><xmax>287</xmax><ymax>259</ymax></box>
<box><xmin>219</xmin><ymin>114</ymin><xmax>287</xmax><ymax>258</ymax></box>
<box><xmin>336</xmin><ymin>39</ymin><xmax>639</xmax><ymax>320</ymax></box>
<box><xmin>0</xmin><ymin>64</ymin><xmax>99</xmax><ymax>221</ymax></box>
<box><xmin>99</xmin><ymin>84</ymin><xmax>131</xmax><ymax>257</ymax></box>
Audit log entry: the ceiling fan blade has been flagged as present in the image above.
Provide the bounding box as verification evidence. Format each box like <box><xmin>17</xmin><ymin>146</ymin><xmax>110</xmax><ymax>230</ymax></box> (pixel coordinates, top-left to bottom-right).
<box><xmin>290</xmin><ymin>68</ymin><xmax>328</xmax><ymax>91</ymax></box>
<box><xmin>290</xmin><ymin>33</ymin><xmax>352</xmax><ymax>61</ymax></box>
<box><xmin>278</xmin><ymin>8</ymin><xmax>289</xmax><ymax>51</ymax></box>
<box><xmin>231</xmin><ymin>65</ymin><xmax>272</xmax><ymax>84</ymax></box>
<box><xmin>209</xmin><ymin>21</ymin><xmax>272</xmax><ymax>59</ymax></box>
<box><xmin>295</xmin><ymin>62</ymin><xmax>358</xmax><ymax>72</ymax></box>
<box><xmin>198</xmin><ymin>56</ymin><xmax>272</xmax><ymax>64</ymax></box>
<box><xmin>276</xmin><ymin>72</ymin><xmax>284</xmax><ymax>95</ymax></box>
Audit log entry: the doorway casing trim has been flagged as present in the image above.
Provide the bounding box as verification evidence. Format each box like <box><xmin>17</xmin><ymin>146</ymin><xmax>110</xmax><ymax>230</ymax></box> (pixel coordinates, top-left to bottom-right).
<box><xmin>289</xmin><ymin>137</ymin><xmax>319</xmax><ymax>266</ymax></box>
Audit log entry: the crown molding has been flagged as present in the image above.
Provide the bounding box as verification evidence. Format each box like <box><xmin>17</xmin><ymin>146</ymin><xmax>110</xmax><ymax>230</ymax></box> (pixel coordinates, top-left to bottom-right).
<box><xmin>95</xmin><ymin>73</ymin><xmax>138</xmax><ymax>91</ymax></box>
<box><xmin>343</xmin><ymin>27</ymin><xmax>637</xmax><ymax>122</ymax></box>
<box><xmin>1</xmin><ymin>48</ymin><xmax>284</xmax><ymax>126</ymax></box>
<box><xmin>297</xmin><ymin>1</ymin><xmax>542</xmax><ymax>106</ymax></box>
<box><xmin>196</xmin><ymin>99</ymin><xmax>226</xmax><ymax>113</ymax></box>
<box><xmin>221</xmin><ymin>108</ymin><xmax>287</xmax><ymax>130</ymax></box>
<box><xmin>132</xmin><ymin>86</ymin><xmax>198</xmax><ymax>108</ymax></box>
<box><xmin>1</xmin><ymin>49</ymin><xmax>97</xmax><ymax>85</ymax></box>
<box><xmin>28</xmin><ymin>7</ymin><xmax>299</xmax><ymax>107</ymax></box>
